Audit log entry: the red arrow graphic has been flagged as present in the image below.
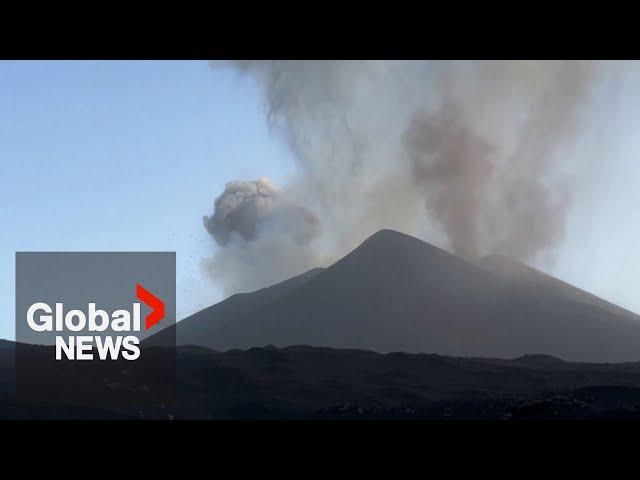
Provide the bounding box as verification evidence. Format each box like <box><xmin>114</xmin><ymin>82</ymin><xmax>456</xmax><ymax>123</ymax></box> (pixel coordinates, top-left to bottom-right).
<box><xmin>136</xmin><ymin>283</ymin><xmax>165</xmax><ymax>330</ymax></box>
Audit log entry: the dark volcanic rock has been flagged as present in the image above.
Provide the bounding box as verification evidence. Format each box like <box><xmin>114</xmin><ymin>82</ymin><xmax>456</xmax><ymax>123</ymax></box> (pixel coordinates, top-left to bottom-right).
<box><xmin>4</xmin><ymin>343</ymin><xmax>640</xmax><ymax>419</ymax></box>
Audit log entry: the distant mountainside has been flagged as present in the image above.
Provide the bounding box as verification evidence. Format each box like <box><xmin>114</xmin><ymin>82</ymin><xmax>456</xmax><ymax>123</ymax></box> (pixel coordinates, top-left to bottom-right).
<box><xmin>148</xmin><ymin>229</ymin><xmax>640</xmax><ymax>362</ymax></box>
<box><xmin>477</xmin><ymin>254</ymin><xmax>638</xmax><ymax>321</ymax></box>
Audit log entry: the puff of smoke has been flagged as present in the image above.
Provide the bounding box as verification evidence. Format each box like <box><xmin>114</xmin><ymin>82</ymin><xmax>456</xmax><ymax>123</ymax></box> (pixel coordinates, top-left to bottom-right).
<box><xmin>203</xmin><ymin>178</ymin><xmax>322</xmax><ymax>295</ymax></box>
<box><xmin>203</xmin><ymin>178</ymin><xmax>280</xmax><ymax>246</ymax></box>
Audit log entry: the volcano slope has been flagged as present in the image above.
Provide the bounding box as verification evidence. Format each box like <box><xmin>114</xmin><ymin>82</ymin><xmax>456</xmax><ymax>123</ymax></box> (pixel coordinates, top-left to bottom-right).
<box><xmin>149</xmin><ymin>229</ymin><xmax>640</xmax><ymax>363</ymax></box>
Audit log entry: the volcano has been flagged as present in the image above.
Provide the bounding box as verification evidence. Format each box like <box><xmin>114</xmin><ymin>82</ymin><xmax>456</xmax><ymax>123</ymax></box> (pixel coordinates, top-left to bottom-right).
<box><xmin>149</xmin><ymin>229</ymin><xmax>640</xmax><ymax>362</ymax></box>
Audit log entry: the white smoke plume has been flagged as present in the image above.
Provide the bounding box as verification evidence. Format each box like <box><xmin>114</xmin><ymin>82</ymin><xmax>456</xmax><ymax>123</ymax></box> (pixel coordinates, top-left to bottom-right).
<box><xmin>206</xmin><ymin>61</ymin><xmax>609</xmax><ymax>293</ymax></box>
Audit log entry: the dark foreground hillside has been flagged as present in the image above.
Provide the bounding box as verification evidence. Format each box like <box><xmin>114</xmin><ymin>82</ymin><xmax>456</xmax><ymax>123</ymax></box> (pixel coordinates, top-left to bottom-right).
<box><xmin>4</xmin><ymin>343</ymin><xmax>640</xmax><ymax>419</ymax></box>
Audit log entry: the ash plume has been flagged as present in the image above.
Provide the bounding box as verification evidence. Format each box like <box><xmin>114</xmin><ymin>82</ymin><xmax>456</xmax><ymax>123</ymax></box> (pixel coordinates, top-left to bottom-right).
<box><xmin>203</xmin><ymin>178</ymin><xmax>321</xmax><ymax>295</ymax></box>
<box><xmin>207</xmin><ymin>61</ymin><xmax>607</xmax><ymax>293</ymax></box>
<box><xmin>405</xmin><ymin>102</ymin><xmax>495</xmax><ymax>259</ymax></box>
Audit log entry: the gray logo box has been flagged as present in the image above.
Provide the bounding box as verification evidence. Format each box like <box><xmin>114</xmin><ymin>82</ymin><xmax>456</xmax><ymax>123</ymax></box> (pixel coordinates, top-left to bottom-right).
<box><xmin>15</xmin><ymin>252</ymin><xmax>176</xmax><ymax>419</ymax></box>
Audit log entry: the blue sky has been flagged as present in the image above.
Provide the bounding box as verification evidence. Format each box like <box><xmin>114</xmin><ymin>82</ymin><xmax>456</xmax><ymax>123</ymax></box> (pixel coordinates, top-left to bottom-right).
<box><xmin>0</xmin><ymin>60</ymin><xmax>295</xmax><ymax>340</ymax></box>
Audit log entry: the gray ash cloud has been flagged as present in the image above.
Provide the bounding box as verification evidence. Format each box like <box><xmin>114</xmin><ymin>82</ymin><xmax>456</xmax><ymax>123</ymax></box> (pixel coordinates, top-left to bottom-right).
<box><xmin>206</xmin><ymin>61</ymin><xmax>607</xmax><ymax>293</ymax></box>
<box><xmin>203</xmin><ymin>178</ymin><xmax>321</xmax><ymax>295</ymax></box>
